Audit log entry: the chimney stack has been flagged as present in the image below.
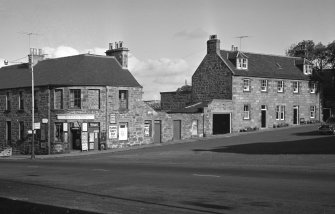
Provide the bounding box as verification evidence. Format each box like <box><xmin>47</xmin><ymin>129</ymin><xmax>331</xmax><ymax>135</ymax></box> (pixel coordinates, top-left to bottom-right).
<box><xmin>207</xmin><ymin>35</ymin><xmax>220</xmax><ymax>55</ymax></box>
<box><xmin>29</xmin><ymin>48</ymin><xmax>44</xmax><ymax>67</ymax></box>
<box><xmin>105</xmin><ymin>41</ymin><xmax>129</xmax><ymax>69</ymax></box>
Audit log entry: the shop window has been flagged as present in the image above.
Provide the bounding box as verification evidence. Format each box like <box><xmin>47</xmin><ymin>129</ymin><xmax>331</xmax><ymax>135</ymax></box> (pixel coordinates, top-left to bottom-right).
<box><xmin>292</xmin><ymin>81</ymin><xmax>299</xmax><ymax>93</ymax></box>
<box><xmin>243</xmin><ymin>104</ymin><xmax>250</xmax><ymax>120</ymax></box>
<box><xmin>310</xmin><ymin>106</ymin><xmax>316</xmax><ymax>118</ymax></box>
<box><xmin>88</xmin><ymin>89</ymin><xmax>100</xmax><ymax>109</ymax></box>
<box><xmin>277</xmin><ymin>81</ymin><xmax>284</xmax><ymax>93</ymax></box>
<box><xmin>55</xmin><ymin>122</ymin><xmax>64</xmax><ymax>142</ymax></box>
<box><xmin>260</xmin><ymin>79</ymin><xmax>268</xmax><ymax>92</ymax></box>
<box><xmin>119</xmin><ymin>90</ymin><xmax>128</xmax><ymax>110</ymax></box>
<box><xmin>144</xmin><ymin>120</ymin><xmax>152</xmax><ymax>137</ymax></box>
<box><xmin>19</xmin><ymin>121</ymin><xmax>24</xmax><ymax>141</ymax></box>
<box><xmin>70</xmin><ymin>89</ymin><xmax>81</xmax><ymax>109</ymax></box>
<box><xmin>276</xmin><ymin>105</ymin><xmax>285</xmax><ymax>120</ymax></box>
<box><xmin>243</xmin><ymin>79</ymin><xmax>250</xmax><ymax>92</ymax></box>
<box><xmin>54</xmin><ymin>89</ymin><xmax>63</xmax><ymax>109</ymax></box>
<box><xmin>19</xmin><ymin>91</ymin><xmax>24</xmax><ymax>110</ymax></box>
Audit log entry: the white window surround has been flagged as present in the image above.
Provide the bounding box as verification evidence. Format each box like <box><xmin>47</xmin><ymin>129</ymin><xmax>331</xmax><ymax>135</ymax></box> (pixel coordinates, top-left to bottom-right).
<box><xmin>310</xmin><ymin>106</ymin><xmax>316</xmax><ymax>118</ymax></box>
<box><xmin>243</xmin><ymin>105</ymin><xmax>250</xmax><ymax>120</ymax></box>
<box><xmin>261</xmin><ymin>79</ymin><xmax>268</xmax><ymax>92</ymax></box>
<box><xmin>276</xmin><ymin>105</ymin><xmax>285</xmax><ymax>120</ymax></box>
<box><xmin>304</xmin><ymin>64</ymin><xmax>312</xmax><ymax>75</ymax></box>
<box><xmin>277</xmin><ymin>81</ymin><xmax>284</xmax><ymax>93</ymax></box>
<box><xmin>243</xmin><ymin>79</ymin><xmax>250</xmax><ymax>91</ymax></box>
<box><xmin>293</xmin><ymin>81</ymin><xmax>299</xmax><ymax>93</ymax></box>
<box><xmin>237</xmin><ymin>58</ymin><xmax>248</xmax><ymax>70</ymax></box>
<box><xmin>309</xmin><ymin>83</ymin><xmax>316</xmax><ymax>93</ymax></box>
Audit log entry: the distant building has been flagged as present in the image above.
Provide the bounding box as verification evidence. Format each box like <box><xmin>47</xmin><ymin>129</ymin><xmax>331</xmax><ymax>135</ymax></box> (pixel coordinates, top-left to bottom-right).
<box><xmin>316</xmin><ymin>69</ymin><xmax>335</xmax><ymax>120</ymax></box>
<box><xmin>0</xmin><ymin>44</ymin><xmax>203</xmax><ymax>155</ymax></box>
<box><xmin>161</xmin><ymin>35</ymin><xmax>321</xmax><ymax>135</ymax></box>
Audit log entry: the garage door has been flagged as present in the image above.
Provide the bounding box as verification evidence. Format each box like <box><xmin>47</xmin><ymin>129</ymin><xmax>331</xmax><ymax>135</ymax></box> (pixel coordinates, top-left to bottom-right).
<box><xmin>213</xmin><ymin>114</ymin><xmax>230</xmax><ymax>135</ymax></box>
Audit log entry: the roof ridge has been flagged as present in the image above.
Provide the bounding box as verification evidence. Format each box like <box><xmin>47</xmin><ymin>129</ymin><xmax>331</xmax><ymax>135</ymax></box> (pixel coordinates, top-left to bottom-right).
<box><xmin>220</xmin><ymin>49</ymin><xmax>302</xmax><ymax>59</ymax></box>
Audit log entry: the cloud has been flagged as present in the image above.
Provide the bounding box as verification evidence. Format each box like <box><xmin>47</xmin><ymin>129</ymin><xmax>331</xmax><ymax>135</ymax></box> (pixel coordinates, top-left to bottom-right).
<box><xmin>13</xmin><ymin>45</ymin><xmax>192</xmax><ymax>101</ymax></box>
<box><xmin>129</xmin><ymin>53</ymin><xmax>191</xmax><ymax>100</ymax></box>
<box><xmin>174</xmin><ymin>28</ymin><xmax>208</xmax><ymax>39</ymax></box>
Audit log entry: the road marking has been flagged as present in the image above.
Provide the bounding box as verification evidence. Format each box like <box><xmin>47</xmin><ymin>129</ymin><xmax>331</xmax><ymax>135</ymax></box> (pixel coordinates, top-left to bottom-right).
<box><xmin>92</xmin><ymin>168</ymin><xmax>109</xmax><ymax>172</ymax></box>
<box><xmin>193</xmin><ymin>174</ymin><xmax>220</xmax><ymax>178</ymax></box>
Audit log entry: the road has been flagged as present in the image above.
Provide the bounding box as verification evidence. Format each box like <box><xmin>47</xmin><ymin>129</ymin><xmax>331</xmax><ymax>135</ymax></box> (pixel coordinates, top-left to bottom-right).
<box><xmin>1</xmin><ymin>125</ymin><xmax>335</xmax><ymax>214</ymax></box>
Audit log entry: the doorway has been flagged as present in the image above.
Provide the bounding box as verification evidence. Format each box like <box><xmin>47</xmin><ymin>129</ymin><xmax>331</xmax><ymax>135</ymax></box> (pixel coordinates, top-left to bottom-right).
<box><xmin>323</xmin><ymin>108</ymin><xmax>331</xmax><ymax>122</ymax></box>
<box><xmin>71</xmin><ymin>129</ymin><xmax>81</xmax><ymax>150</ymax></box>
<box><xmin>154</xmin><ymin>120</ymin><xmax>161</xmax><ymax>143</ymax></box>
<box><xmin>213</xmin><ymin>114</ymin><xmax>230</xmax><ymax>135</ymax></box>
<box><xmin>293</xmin><ymin>106</ymin><xmax>299</xmax><ymax>125</ymax></box>
<box><xmin>261</xmin><ymin>105</ymin><xmax>267</xmax><ymax>128</ymax></box>
<box><xmin>173</xmin><ymin>120</ymin><xmax>181</xmax><ymax>140</ymax></box>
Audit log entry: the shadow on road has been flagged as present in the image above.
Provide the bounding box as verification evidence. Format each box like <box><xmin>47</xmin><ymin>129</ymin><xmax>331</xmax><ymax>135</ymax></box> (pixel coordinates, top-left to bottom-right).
<box><xmin>194</xmin><ymin>135</ymin><xmax>335</xmax><ymax>155</ymax></box>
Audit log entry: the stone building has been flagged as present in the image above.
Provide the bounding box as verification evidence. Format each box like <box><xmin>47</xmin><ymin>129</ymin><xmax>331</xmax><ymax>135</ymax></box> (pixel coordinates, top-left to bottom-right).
<box><xmin>0</xmin><ymin>43</ymin><xmax>203</xmax><ymax>155</ymax></box>
<box><xmin>161</xmin><ymin>35</ymin><xmax>321</xmax><ymax>135</ymax></box>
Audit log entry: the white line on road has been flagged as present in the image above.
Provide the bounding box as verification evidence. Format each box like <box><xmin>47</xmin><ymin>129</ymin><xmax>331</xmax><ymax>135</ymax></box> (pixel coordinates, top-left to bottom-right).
<box><xmin>92</xmin><ymin>168</ymin><xmax>110</xmax><ymax>172</ymax></box>
<box><xmin>193</xmin><ymin>174</ymin><xmax>220</xmax><ymax>178</ymax></box>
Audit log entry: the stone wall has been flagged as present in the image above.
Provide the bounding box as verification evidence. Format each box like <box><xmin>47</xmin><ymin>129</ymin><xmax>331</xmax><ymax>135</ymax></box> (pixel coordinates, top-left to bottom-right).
<box><xmin>232</xmin><ymin>76</ymin><xmax>321</xmax><ymax>131</ymax></box>
<box><xmin>160</xmin><ymin>91</ymin><xmax>192</xmax><ymax>111</ymax></box>
<box><xmin>191</xmin><ymin>53</ymin><xmax>232</xmax><ymax>103</ymax></box>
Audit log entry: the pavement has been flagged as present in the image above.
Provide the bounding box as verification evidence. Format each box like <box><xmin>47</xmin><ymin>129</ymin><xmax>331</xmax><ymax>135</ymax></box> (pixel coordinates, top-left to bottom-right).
<box><xmin>1</xmin><ymin>124</ymin><xmax>320</xmax><ymax>160</ymax></box>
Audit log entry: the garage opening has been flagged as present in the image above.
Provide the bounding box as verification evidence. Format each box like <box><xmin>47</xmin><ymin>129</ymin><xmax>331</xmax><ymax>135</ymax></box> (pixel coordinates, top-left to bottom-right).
<box><xmin>213</xmin><ymin>114</ymin><xmax>230</xmax><ymax>135</ymax></box>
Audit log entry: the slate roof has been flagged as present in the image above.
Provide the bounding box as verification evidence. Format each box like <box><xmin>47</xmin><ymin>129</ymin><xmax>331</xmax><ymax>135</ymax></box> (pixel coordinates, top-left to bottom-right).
<box><xmin>0</xmin><ymin>54</ymin><xmax>142</xmax><ymax>90</ymax></box>
<box><xmin>220</xmin><ymin>50</ymin><xmax>310</xmax><ymax>80</ymax></box>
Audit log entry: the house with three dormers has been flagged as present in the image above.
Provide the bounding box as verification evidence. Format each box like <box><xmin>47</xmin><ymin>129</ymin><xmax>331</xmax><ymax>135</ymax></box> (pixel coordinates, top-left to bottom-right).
<box><xmin>0</xmin><ymin>43</ymin><xmax>204</xmax><ymax>155</ymax></box>
<box><xmin>161</xmin><ymin>35</ymin><xmax>321</xmax><ymax>135</ymax></box>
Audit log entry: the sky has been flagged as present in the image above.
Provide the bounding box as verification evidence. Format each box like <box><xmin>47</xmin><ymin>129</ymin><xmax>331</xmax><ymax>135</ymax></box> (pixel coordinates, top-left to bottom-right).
<box><xmin>1</xmin><ymin>0</ymin><xmax>335</xmax><ymax>100</ymax></box>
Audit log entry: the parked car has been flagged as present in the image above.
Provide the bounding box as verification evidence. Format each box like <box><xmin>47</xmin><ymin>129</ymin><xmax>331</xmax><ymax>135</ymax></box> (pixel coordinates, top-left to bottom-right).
<box><xmin>318</xmin><ymin>117</ymin><xmax>335</xmax><ymax>135</ymax></box>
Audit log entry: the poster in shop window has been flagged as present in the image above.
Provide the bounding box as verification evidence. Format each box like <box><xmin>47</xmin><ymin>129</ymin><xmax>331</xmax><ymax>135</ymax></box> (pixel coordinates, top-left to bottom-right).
<box><xmin>81</xmin><ymin>132</ymin><xmax>88</xmax><ymax>151</ymax></box>
<box><xmin>109</xmin><ymin>125</ymin><xmax>117</xmax><ymax>139</ymax></box>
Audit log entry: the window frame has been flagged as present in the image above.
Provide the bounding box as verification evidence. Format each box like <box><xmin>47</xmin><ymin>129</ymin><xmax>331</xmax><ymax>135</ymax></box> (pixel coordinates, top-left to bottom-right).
<box><xmin>243</xmin><ymin>79</ymin><xmax>251</xmax><ymax>92</ymax></box>
<box><xmin>260</xmin><ymin>79</ymin><xmax>268</xmax><ymax>92</ymax></box>
<box><xmin>309</xmin><ymin>82</ymin><xmax>316</xmax><ymax>93</ymax></box>
<box><xmin>6</xmin><ymin>121</ymin><xmax>11</xmax><ymax>144</ymax></box>
<box><xmin>276</xmin><ymin>105</ymin><xmax>285</xmax><ymax>120</ymax></box>
<box><xmin>19</xmin><ymin>91</ymin><xmax>24</xmax><ymax>110</ymax></box>
<box><xmin>293</xmin><ymin>81</ymin><xmax>299</xmax><ymax>94</ymax></box>
<box><xmin>119</xmin><ymin>90</ymin><xmax>129</xmax><ymax>110</ymax></box>
<box><xmin>6</xmin><ymin>92</ymin><xmax>10</xmax><ymax>111</ymax></box>
<box><xmin>277</xmin><ymin>80</ymin><xmax>284</xmax><ymax>93</ymax></box>
<box><xmin>310</xmin><ymin>106</ymin><xmax>316</xmax><ymax>118</ymax></box>
<box><xmin>19</xmin><ymin>121</ymin><xmax>24</xmax><ymax>141</ymax></box>
<box><xmin>69</xmin><ymin>89</ymin><xmax>81</xmax><ymax>109</ymax></box>
<box><xmin>236</xmin><ymin>58</ymin><xmax>248</xmax><ymax>70</ymax></box>
<box><xmin>243</xmin><ymin>104</ymin><xmax>250</xmax><ymax>120</ymax></box>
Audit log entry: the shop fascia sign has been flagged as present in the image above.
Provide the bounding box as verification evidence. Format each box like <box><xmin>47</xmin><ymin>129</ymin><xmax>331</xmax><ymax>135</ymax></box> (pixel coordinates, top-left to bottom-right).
<box><xmin>57</xmin><ymin>114</ymin><xmax>95</xmax><ymax>120</ymax></box>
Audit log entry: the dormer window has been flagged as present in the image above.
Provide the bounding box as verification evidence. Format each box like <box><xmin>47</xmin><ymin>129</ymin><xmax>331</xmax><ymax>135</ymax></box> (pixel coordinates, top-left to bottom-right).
<box><xmin>237</xmin><ymin>58</ymin><xmax>248</xmax><ymax>70</ymax></box>
<box><xmin>303</xmin><ymin>64</ymin><xmax>312</xmax><ymax>75</ymax></box>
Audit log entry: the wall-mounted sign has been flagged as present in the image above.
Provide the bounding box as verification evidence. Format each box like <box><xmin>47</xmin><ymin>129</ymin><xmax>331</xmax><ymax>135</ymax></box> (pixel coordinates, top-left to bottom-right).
<box><xmin>82</xmin><ymin>123</ymin><xmax>88</xmax><ymax>132</ymax></box>
<box><xmin>63</xmin><ymin>123</ymin><xmax>68</xmax><ymax>132</ymax></box>
<box><xmin>81</xmin><ymin>132</ymin><xmax>88</xmax><ymax>151</ymax></box>
<box><xmin>42</xmin><ymin>118</ymin><xmax>48</xmax><ymax>124</ymax></box>
<box><xmin>119</xmin><ymin>123</ymin><xmax>128</xmax><ymax>141</ymax></box>
<box><xmin>34</xmin><ymin>123</ymin><xmax>41</xmax><ymax>130</ymax></box>
<box><xmin>109</xmin><ymin>125</ymin><xmax>117</xmax><ymax>139</ymax></box>
<box><xmin>57</xmin><ymin>114</ymin><xmax>95</xmax><ymax>120</ymax></box>
<box><xmin>89</xmin><ymin>122</ymin><xmax>99</xmax><ymax>127</ymax></box>
<box><xmin>110</xmin><ymin>114</ymin><xmax>116</xmax><ymax>123</ymax></box>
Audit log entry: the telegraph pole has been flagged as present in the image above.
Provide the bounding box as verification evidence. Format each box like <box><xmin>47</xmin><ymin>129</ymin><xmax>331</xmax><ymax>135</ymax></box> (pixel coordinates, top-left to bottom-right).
<box><xmin>20</xmin><ymin>32</ymin><xmax>39</xmax><ymax>159</ymax></box>
<box><xmin>31</xmin><ymin>52</ymin><xmax>35</xmax><ymax>159</ymax></box>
